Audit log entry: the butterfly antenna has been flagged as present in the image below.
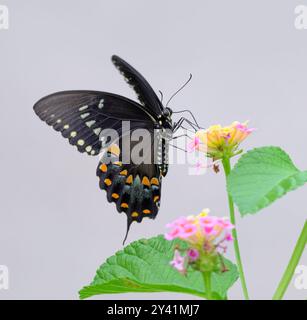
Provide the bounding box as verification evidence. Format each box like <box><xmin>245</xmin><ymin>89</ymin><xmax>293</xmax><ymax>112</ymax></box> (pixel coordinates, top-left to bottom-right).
<box><xmin>122</xmin><ymin>218</ymin><xmax>133</xmax><ymax>245</ymax></box>
<box><xmin>159</xmin><ymin>90</ymin><xmax>164</xmax><ymax>103</ymax></box>
<box><xmin>166</xmin><ymin>74</ymin><xmax>193</xmax><ymax>108</ymax></box>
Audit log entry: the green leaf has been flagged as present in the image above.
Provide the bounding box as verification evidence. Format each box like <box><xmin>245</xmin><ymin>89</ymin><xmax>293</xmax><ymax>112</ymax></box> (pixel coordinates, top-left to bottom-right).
<box><xmin>227</xmin><ymin>146</ymin><xmax>307</xmax><ymax>216</ymax></box>
<box><xmin>79</xmin><ymin>235</ymin><xmax>238</xmax><ymax>300</ymax></box>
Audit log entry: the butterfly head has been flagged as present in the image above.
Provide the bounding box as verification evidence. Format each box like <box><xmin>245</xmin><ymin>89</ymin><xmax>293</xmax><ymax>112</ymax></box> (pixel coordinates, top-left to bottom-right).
<box><xmin>158</xmin><ymin>107</ymin><xmax>173</xmax><ymax>130</ymax></box>
<box><xmin>163</xmin><ymin>107</ymin><xmax>173</xmax><ymax>118</ymax></box>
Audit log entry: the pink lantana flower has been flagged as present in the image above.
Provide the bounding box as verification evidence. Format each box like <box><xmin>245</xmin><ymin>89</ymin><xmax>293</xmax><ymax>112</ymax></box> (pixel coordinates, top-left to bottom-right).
<box><xmin>187</xmin><ymin>248</ymin><xmax>199</xmax><ymax>262</ymax></box>
<box><xmin>170</xmin><ymin>250</ymin><xmax>186</xmax><ymax>274</ymax></box>
<box><xmin>165</xmin><ymin>209</ymin><xmax>234</xmax><ymax>274</ymax></box>
<box><xmin>187</xmin><ymin>136</ymin><xmax>201</xmax><ymax>152</ymax></box>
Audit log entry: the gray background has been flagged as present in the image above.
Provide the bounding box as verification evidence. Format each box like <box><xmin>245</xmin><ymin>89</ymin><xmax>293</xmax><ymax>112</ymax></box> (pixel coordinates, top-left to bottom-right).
<box><xmin>0</xmin><ymin>0</ymin><xmax>306</xmax><ymax>300</ymax></box>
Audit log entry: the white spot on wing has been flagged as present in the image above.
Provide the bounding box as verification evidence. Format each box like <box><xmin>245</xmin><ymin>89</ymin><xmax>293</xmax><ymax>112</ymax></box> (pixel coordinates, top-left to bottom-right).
<box><xmin>98</xmin><ymin>99</ymin><xmax>104</xmax><ymax>109</ymax></box>
<box><xmin>79</xmin><ymin>105</ymin><xmax>88</xmax><ymax>111</ymax></box>
<box><xmin>85</xmin><ymin>146</ymin><xmax>92</xmax><ymax>152</ymax></box>
<box><xmin>70</xmin><ymin>131</ymin><xmax>77</xmax><ymax>137</ymax></box>
<box><xmin>94</xmin><ymin>128</ymin><xmax>101</xmax><ymax>135</ymax></box>
<box><xmin>80</xmin><ymin>113</ymin><xmax>90</xmax><ymax>119</ymax></box>
<box><xmin>86</xmin><ymin>120</ymin><xmax>95</xmax><ymax>128</ymax></box>
<box><xmin>77</xmin><ymin>139</ymin><xmax>85</xmax><ymax>146</ymax></box>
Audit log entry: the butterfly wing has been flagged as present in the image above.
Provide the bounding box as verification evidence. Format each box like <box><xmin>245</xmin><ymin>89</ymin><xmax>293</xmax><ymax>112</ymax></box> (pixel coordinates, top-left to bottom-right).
<box><xmin>33</xmin><ymin>90</ymin><xmax>154</xmax><ymax>156</ymax></box>
<box><xmin>112</xmin><ymin>55</ymin><xmax>164</xmax><ymax>117</ymax></box>
<box><xmin>34</xmin><ymin>90</ymin><xmax>163</xmax><ymax>239</ymax></box>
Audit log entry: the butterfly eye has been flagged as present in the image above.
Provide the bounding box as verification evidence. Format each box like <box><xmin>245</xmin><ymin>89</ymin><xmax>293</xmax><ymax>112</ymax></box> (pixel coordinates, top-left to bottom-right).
<box><xmin>163</xmin><ymin>108</ymin><xmax>172</xmax><ymax>117</ymax></box>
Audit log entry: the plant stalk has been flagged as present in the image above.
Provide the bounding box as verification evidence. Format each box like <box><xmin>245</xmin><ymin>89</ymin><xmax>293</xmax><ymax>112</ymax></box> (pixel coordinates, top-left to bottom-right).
<box><xmin>222</xmin><ymin>157</ymin><xmax>250</xmax><ymax>300</ymax></box>
<box><xmin>203</xmin><ymin>272</ymin><xmax>213</xmax><ymax>300</ymax></box>
<box><xmin>273</xmin><ymin>220</ymin><xmax>307</xmax><ymax>300</ymax></box>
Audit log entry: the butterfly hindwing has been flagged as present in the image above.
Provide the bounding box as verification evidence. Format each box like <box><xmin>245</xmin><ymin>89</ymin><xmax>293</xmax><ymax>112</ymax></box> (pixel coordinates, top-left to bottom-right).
<box><xmin>96</xmin><ymin>144</ymin><xmax>161</xmax><ymax>225</ymax></box>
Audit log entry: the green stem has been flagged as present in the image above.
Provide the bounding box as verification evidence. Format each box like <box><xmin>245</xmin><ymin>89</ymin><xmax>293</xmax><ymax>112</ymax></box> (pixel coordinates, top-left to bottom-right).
<box><xmin>273</xmin><ymin>220</ymin><xmax>307</xmax><ymax>300</ymax></box>
<box><xmin>202</xmin><ymin>272</ymin><xmax>213</xmax><ymax>300</ymax></box>
<box><xmin>222</xmin><ymin>157</ymin><xmax>250</xmax><ymax>300</ymax></box>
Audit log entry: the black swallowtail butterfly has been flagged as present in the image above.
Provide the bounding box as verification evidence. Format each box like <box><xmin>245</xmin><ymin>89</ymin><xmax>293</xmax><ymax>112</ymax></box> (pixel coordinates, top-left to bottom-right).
<box><xmin>34</xmin><ymin>55</ymin><xmax>196</xmax><ymax>242</ymax></box>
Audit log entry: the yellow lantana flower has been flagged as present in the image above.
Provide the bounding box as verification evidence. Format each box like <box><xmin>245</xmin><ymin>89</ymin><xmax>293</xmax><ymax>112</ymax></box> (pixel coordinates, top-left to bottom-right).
<box><xmin>192</xmin><ymin>121</ymin><xmax>255</xmax><ymax>160</ymax></box>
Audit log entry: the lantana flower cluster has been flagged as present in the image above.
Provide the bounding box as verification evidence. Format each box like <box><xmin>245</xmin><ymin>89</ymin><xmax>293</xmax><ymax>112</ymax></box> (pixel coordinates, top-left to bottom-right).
<box><xmin>165</xmin><ymin>209</ymin><xmax>234</xmax><ymax>275</ymax></box>
<box><xmin>189</xmin><ymin>121</ymin><xmax>255</xmax><ymax>161</ymax></box>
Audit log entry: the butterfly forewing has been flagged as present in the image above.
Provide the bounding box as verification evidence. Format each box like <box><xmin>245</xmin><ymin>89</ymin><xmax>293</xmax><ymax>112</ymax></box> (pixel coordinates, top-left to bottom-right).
<box><xmin>112</xmin><ymin>55</ymin><xmax>163</xmax><ymax>117</ymax></box>
<box><xmin>34</xmin><ymin>90</ymin><xmax>154</xmax><ymax>155</ymax></box>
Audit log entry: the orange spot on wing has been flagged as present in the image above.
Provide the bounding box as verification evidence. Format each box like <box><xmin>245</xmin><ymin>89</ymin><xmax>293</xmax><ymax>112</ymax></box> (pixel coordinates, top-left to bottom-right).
<box><xmin>143</xmin><ymin>209</ymin><xmax>151</xmax><ymax>214</ymax></box>
<box><xmin>112</xmin><ymin>193</ymin><xmax>119</xmax><ymax>199</ymax></box>
<box><xmin>104</xmin><ymin>178</ymin><xmax>112</xmax><ymax>186</ymax></box>
<box><xmin>120</xmin><ymin>170</ymin><xmax>128</xmax><ymax>176</ymax></box>
<box><xmin>131</xmin><ymin>212</ymin><xmax>139</xmax><ymax>217</ymax></box>
<box><xmin>100</xmin><ymin>164</ymin><xmax>107</xmax><ymax>173</ymax></box>
<box><xmin>142</xmin><ymin>176</ymin><xmax>150</xmax><ymax>187</ymax></box>
<box><xmin>126</xmin><ymin>175</ymin><xmax>133</xmax><ymax>185</ymax></box>
<box><xmin>121</xmin><ymin>203</ymin><xmax>129</xmax><ymax>209</ymax></box>
<box><xmin>151</xmin><ymin>177</ymin><xmax>159</xmax><ymax>186</ymax></box>
<box><xmin>154</xmin><ymin>196</ymin><xmax>159</xmax><ymax>202</ymax></box>
<box><xmin>108</xmin><ymin>144</ymin><xmax>120</xmax><ymax>157</ymax></box>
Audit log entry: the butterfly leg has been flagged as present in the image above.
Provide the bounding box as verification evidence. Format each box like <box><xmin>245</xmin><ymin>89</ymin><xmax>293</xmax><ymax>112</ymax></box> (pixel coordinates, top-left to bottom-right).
<box><xmin>181</xmin><ymin>118</ymin><xmax>200</xmax><ymax>131</ymax></box>
<box><xmin>171</xmin><ymin>133</ymin><xmax>193</xmax><ymax>140</ymax></box>
<box><xmin>168</xmin><ymin>143</ymin><xmax>188</xmax><ymax>153</ymax></box>
<box><xmin>173</xmin><ymin>117</ymin><xmax>199</xmax><ymax>133</ymax></box>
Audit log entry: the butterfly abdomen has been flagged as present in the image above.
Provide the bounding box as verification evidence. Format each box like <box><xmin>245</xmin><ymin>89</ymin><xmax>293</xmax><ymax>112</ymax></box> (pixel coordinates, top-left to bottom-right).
<box><xmin>156</xmin><ymin>128</ymin><xmax>172</xmax><ymax>177</ymax></box>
